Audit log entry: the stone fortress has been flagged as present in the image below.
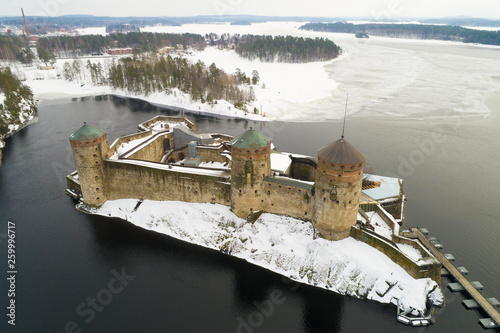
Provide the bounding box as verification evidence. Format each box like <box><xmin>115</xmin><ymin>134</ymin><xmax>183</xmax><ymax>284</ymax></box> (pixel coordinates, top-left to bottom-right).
<box><xmin>66</xmin><ymin>115</ymin><xmax>442</xmax><ymax>283</ymax></box>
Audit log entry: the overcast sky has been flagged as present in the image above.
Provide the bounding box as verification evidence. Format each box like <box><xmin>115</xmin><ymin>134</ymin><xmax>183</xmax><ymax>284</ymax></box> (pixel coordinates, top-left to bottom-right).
<box><xmin>2</xmin><ymin>0</ymin><xmax>499</xmax><ymax>19</ymax></box>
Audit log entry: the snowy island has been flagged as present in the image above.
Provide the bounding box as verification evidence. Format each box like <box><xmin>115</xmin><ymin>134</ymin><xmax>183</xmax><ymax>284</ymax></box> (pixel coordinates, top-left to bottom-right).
<box><xmin>66</xmin><ymin>115</ymin><xmax>444</xmax><ymax>325</ymax></box>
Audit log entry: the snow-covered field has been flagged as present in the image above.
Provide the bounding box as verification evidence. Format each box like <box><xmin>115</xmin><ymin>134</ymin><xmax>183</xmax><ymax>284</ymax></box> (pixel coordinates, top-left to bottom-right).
<box><xmin>5</xmin><ymin>57</ymin><xmax>265</xmax><ymax>121</ymax></box>
<box><xmin>5</xmin><ymin>21</ymin><xmax>500</xmax><ymax>122</ymax></box>
<box><xmin>87</xmin><ymin>199</ymin><xmax>443</xmax><ymax>312</ymax></box>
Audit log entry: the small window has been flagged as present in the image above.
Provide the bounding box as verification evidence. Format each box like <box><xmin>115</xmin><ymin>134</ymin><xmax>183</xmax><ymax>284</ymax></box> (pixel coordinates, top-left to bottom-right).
<box><xmin>255</xmin><ymin>190</ymin><xmax>258</xmax><ymax>194</ymax></box>
<box><xmin>305</xmin><ymin>212</ymin><xmax>308</xmax><ymax>216</ymax></box>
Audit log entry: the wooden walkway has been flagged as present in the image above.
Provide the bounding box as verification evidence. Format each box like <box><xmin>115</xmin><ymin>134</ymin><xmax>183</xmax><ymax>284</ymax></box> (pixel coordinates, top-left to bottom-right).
<box><xmin>412</xmin><ymin>228</ymin><xmax>500</xmax><ymax>328</ymax></box>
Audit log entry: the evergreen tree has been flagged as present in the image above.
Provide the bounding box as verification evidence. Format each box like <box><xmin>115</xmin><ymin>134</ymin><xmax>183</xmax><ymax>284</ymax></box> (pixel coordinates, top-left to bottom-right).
<box><xmin>0</xmin><ymin>68</ymin><xmax>37</xmax><ymax>136</ymax></box>
<box><xmin>16</xmin><ymin>48</ymin><xmax>35</xmax><ymax>66</ymax></box>
<box><xmin>37</xmin><ymin>45</ymin><xmax>55</xmax><ymax>64</ymax></box>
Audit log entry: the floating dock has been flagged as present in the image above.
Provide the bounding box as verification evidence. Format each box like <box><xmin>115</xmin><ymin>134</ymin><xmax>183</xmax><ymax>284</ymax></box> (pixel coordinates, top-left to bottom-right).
<box><xmin>463</xmin><ymin>298</ymin><xmax>500</xmax><ymax>309</ymax></box>
<box><xmin>412</xmin><ymin>228</ymin><xmax>500</xmax><ymax>329</ymax></box>
<box><xmin>444</xmin><ymin>253</ymin><xmax>455</xmax><ymax>261</ymax></box>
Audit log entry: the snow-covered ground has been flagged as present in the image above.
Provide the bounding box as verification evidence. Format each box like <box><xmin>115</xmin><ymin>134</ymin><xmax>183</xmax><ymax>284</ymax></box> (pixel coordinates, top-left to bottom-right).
<box><xmin>185</xmin><ymin>47</ymin><xmax>338</xmax><ymax>120</ymax></box>
<box><xmin>86</xmin><ymin>199</ymin><xmax>443</xmax><ymax>312</ymax></box>
<box><xmin>4</xmin><ymin>56</ymin><xmax>266</xmax><ymax>121</ymax></box>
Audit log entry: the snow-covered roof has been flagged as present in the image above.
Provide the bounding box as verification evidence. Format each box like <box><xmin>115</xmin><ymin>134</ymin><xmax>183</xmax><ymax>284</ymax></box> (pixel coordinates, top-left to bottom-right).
<box><xmin>359</xmin><ymin>211</ymin><xmax>393</xmax><ymax>239</ymax></box>
<box><xmin>270</xmin><ymin>151</ymin><xmax>292</xmax><ymax>174</ymax></box>
<box><xmin>197</xmin><ymin>161</ymin><xmax>230</xmax><ymax>170</ymax></box>
<box><xmin>264</xmin><ymin>175</ymin><xmax>314</xmax><ymax>190</ymax></box>
<box><xmin>362</xmin><ymin>174</ymin><xmax>402</xmax><ymax>201</ymax></box>
<box><xmin>109</xmin><ymin>159</ymin><xmax>231</xmax><ymax>178</ymax></box>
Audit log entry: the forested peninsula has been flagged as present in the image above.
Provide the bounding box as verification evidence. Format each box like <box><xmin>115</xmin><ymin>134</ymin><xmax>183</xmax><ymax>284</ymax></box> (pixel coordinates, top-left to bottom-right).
<box><xmin>234</xmin><ymin>35</ymin><xmax>341</xmax><ymax>62</ymax></box>
<box><xmin>300</xmin><ymin>22</ymin><xmax>500</xmax><ymax>46</ymax></box>
<box><xmin>105</xmin><ymin>55</ymin><xmax>256</xmax><ymax>108</ymax></box>
<box><xmin>0</xmin><ymin>67</ymin><xmax>37</xmax><ymax>164</ymax></box>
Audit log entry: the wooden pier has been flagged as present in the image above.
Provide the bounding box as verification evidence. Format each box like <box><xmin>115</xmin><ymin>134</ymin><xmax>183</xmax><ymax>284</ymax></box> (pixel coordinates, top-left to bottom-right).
<box><xmin>412</xmin><ymin>228</ymin><xmax>500</xmax><ymax>329</ymax></box>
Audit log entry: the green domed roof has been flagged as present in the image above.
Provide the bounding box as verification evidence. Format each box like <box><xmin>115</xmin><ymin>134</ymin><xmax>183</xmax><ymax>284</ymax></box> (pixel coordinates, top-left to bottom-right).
<box><xmin>69</xmin><ymin>122</ymin><xmax>105</xmax><ymax>141</ymax></box>
<box><xmin>318</xmin><ymin>138</ymin><xmax>366</xmax><ymax>164</ymax></box>
<box><xmin>231</xmin><ymin>127</ymin><xmax>271</xmax><ymax>149</ymax></box>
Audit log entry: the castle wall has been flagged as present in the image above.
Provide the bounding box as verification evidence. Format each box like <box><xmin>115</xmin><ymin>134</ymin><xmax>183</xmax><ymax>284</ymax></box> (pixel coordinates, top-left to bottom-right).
<box><xmin>109</xmin><ymin>130</ymin><xmax>153</xmax><ymax>156</ymax></box>
<box><xmin>350</xmin><ymin>226</ymin><xmax>442</xmax><ymax>284</ymax></box>
<box><xmin>290</xmin><ymin>157</ymin><xmax>317</xmax><ymax>181</ymax></box>
<box><xmin>262</xmin><ymin>179</ymin><xmax>314</xmax><ymax>220</ymax></box>
<box><xmin>103</xmin><ymin>160</ymin><xmax>231</xmax><ymax>205</ymax></box>
<box><xmin>196</xmin><ymin>146</ymin><xmax>228</xmax><ymax>163</ymax></box>
<box><xmin>125</xmin><ymin>132</ymin><xmax>172</xmax><ymax>162</ymax></box>
<box><xmin>139</xmin><ymin>116</ymin><xmax>197</xmax><ymax>132</ymax></box>
<box><xmin>381</xmin><ymin>200</ymin><xmax>403</xmax><ymax>221</ymax></box>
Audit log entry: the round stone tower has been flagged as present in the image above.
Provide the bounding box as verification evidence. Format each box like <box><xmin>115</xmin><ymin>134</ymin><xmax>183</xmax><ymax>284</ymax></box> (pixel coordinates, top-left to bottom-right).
<box><xmin>313</xmin><ymin>138</ymin><xmax>366</xmax><ymax>240</ymax></box>
<box><xmin>230</xmin><ymin>128</ymin><xmax>272</xmax><ymax>218</ymax></box>
<box><xmin>69</xmin><ymin>122</ymin><xmax>110</xmax><ymax>207</ymax></box>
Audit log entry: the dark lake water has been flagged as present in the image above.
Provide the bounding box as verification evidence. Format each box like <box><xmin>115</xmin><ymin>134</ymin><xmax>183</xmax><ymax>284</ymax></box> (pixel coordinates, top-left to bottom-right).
<box><xmin>0</xmin><ymin>96</ymin><xmax>499</xmax><ymax>333</ymax></box>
